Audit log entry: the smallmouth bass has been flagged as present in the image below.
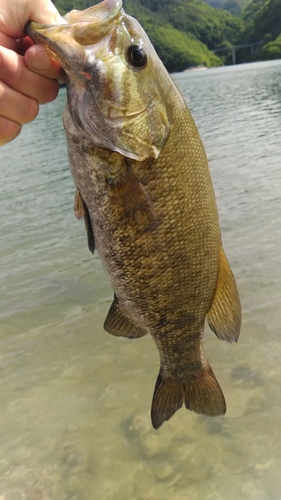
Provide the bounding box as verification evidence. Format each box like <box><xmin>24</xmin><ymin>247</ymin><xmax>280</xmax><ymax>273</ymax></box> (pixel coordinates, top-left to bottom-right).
<box><xmin>26</xmin><ymin>0</ymin><xmax>241</xmax><ymax>429</ymax></box>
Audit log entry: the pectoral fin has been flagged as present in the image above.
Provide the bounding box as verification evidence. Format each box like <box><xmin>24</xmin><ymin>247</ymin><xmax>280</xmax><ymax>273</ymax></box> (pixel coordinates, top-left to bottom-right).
<box><xmin>207</xmin><ymin>247</ymin><xmax>241</xmax><ymax>343</ymax></box>
<box><xmin>104</xmin><ymin>295</ymin><xmax>148</xmax><ymax>339</ymax></box>
<box><xmin>74</xmin><ymin>189</ymin><xmax>95</xmax><ymax>254</ymax></box>
<box><xmin>108</xmin><ymin>168</ymin><xmax>158</xmax><ymax>233</ymax></box>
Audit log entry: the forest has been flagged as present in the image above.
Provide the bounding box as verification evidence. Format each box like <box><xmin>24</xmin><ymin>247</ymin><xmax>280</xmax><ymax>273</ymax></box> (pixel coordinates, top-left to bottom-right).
<box><xmin>53</xmin><ymin>0</ymin><xmax>281</xmax><ymax>71</ymax></box>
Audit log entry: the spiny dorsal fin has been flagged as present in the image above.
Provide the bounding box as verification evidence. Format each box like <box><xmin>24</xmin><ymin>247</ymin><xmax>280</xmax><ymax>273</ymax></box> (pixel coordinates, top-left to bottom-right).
<box><xmin>151</xmin><ymin>363</ymin><xmax>226</xmax><ymax>429</ymax></box>
<box><xmin>104</xmin><ymin>295</ymin><xmax>148</xmax><ymax>339</ymax></box>
<box><xmin>207</xmin><ymin>246</ymin><xmax>241</xmax><ymax>343</ymax></box>
<box><xmin>74</xmin><ymin>189</ymin><xmax>95</xmax><ymax>254</ymax></box>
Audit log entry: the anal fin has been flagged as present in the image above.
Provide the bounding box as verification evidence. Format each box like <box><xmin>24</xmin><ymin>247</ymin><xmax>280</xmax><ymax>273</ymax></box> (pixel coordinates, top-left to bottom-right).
<box><xmin>207</xmin><ymin>246</ymin><xmax>241</xmax><ymax>343</ymax></box>
<box><xmin>104</xmin><ymin>295</ymin><xmax>148</xmax><ymax>339</ymax></box>
<box><xmin>74</xmin><ymin>189</ymin><xmax>95</xmax><ymax>254</ymax></box>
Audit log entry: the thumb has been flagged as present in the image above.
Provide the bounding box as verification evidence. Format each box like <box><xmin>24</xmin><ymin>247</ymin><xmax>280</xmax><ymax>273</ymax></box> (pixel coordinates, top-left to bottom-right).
<box><xmin>0</xmin><ymin>0</ymin><xmax>66</xmax><ymax>39</ymax></box>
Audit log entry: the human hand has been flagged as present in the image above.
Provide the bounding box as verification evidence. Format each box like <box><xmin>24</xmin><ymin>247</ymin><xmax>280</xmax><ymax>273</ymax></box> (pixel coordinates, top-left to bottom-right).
<box><xmin>0</xmin><ymin>0</ymin><xmax>66</xmax><ymax>146</ymax></box>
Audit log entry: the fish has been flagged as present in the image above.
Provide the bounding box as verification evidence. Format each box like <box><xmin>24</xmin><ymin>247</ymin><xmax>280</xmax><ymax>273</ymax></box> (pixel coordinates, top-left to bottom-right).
<box><xmin>26</xmin><ymin>0</ymin><xmax>241</xmax><ymax>429</ymax></box>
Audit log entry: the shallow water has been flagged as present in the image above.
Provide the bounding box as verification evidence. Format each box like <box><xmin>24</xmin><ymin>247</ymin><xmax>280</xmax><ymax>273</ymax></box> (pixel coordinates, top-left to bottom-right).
<box><xmin>1</xmin><ymin>59</ymin><xmax>281</xmax><ymax>499</ymax></box>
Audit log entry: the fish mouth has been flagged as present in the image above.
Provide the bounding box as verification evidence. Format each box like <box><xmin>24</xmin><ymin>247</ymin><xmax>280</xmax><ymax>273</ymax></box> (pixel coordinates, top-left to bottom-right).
<box><xmin>25</xmin><ymin>0</ymin><xmax>123</xmax><ymax>71</ymax></box>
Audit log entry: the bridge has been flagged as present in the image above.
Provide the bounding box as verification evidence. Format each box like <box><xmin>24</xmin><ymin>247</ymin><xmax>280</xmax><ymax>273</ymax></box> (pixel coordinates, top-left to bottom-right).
<box><xmin>212</xmin><ymin>41</ymin><xmax>264</xmax><ymax>65</ymax></box>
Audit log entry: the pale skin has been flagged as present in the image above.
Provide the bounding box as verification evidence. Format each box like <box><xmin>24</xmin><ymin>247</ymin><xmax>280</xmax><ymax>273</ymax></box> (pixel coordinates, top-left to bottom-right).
<box><xmin>0</xmin><ymin>0</ymin><xmax>65</xmax><ymax>146</ymax></box>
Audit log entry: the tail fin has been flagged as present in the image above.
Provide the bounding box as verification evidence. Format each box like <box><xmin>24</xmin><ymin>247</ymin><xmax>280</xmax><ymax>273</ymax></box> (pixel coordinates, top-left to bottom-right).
<box><xmin>151</xmin><ymin>364</ymin><xmax>226</xmax><ymax>429</ymax></box>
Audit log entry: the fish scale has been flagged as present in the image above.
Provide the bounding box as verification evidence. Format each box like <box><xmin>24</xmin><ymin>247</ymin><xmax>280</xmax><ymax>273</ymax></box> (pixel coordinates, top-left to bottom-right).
<box><xmin>26</xmin><ymin>0</ymin><xmax>241</xmax><ymax>429</ymax></box>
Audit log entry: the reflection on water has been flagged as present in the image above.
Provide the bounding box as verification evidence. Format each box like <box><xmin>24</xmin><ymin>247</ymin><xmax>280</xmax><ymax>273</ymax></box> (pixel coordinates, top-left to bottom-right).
<box><xmin>0</xmin><ymin>60</ymin><xmax>281</xmax><ymax>499</ymax></box>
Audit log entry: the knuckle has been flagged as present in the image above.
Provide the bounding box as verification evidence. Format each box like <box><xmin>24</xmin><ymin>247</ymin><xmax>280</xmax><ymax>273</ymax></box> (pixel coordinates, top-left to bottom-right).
<box><xmin>0</xmin><ymin>117</ymin><xmax>22</xmax><ymax>146</ymax></box>
<box><xmin>9</xmin><ymin>60</ymin><xmax>24</xmax><ymax>88</ymax></box>
<box><xmin>0</xmin><ymin>81</ymin><xmax>39</xmax><ymax>126</ymax></box>
<box><xmin>1</xmin><ymin>47</ymin><xmax>24</xmax><ymax>88</ymax></box>
<box><xmin>0</xmin><ymin>82</ymin><xmax>5</xmax><ymax>101</ymax></box>
<box><xmin>22</xmin><ymin>98</ymin><xmax>39</xmax><ymax>124</ymax></box>
<box><xmin>39</xmin><ymin>79</ymin><xmax>59</xmax><ymax>104</ymax></box>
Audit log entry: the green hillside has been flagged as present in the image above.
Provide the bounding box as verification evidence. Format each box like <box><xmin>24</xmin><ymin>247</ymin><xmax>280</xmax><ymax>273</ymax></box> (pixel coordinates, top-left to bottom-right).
<box><xmin>261</xmin><ymin>33</ymin><xmax>281</xmax><ymax>59</ymax></box>
<box><xmin>202</xmin><ymin>0</ymin><xmax>251</xmax><ymax>16</ymax></box>
<box><xmin>242</xmin><ymin>0</ymin><xmax>281</xmax><ymax>40</ymax></box>
<box><xmin>130</xmin><ymin>0</ymin><xmax>244</xmax><ymax>48</ymax></box>
<box><xmin>241</xmin><ymin>0</ymin><xmax>281</xmax><ymax>60</ymax></box>
<box><xmin>242</xmin><ymin>0</ymin><xmax>265</xmax><ymax>22</ymax></box>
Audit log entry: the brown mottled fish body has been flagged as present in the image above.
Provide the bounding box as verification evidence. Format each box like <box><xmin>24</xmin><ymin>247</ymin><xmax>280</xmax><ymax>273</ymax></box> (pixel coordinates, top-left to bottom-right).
<box><xmin>26</xmin><ymin>0</ymin><xmax>241</xmax><ymax>429</ymax></box>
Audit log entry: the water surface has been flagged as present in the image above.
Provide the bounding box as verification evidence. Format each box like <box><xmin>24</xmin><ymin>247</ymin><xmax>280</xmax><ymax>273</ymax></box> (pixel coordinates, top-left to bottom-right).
<box><xmin>1</xmin><ymin>60</ymin><xmax>281</xmax><ymax>499</ymax></box>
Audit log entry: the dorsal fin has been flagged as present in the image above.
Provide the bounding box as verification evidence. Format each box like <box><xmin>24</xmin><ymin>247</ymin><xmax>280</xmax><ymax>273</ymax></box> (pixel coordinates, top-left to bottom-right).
<box><xmin>104</xmin><ymin>295</ymin><xmax>148</xmax><ymax>339</ymax></box>
<box><xmin>207</xmin><ymin>246</ymin><xmax>241</xmax><ymax>343</ymax></box>
<box><xmin>74</xmin><ymin>189</ymin><xmax>95</xmax><ymax>254</ymax></box>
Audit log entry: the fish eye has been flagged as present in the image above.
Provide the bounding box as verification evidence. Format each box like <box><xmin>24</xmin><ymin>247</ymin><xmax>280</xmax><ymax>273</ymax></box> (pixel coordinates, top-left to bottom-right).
<box><xmin>127</xmin><ymin>45</ymin><xmax>148</xmax><ymax>68</ymax></box>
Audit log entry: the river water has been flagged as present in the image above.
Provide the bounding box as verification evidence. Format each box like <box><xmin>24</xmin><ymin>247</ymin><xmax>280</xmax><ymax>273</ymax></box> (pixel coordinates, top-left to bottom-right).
<box><xmin>1</xmin><ymin>59</ymin><xmax>281</xmax><ymax>499</ymax></box>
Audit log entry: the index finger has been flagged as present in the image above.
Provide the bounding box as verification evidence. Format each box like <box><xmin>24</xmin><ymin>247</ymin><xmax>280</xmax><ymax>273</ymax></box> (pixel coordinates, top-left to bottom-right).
<box><xmin>0</xmin><ymin>33</ymin><xmax>20</xmax><ymax>52</ymax></box>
